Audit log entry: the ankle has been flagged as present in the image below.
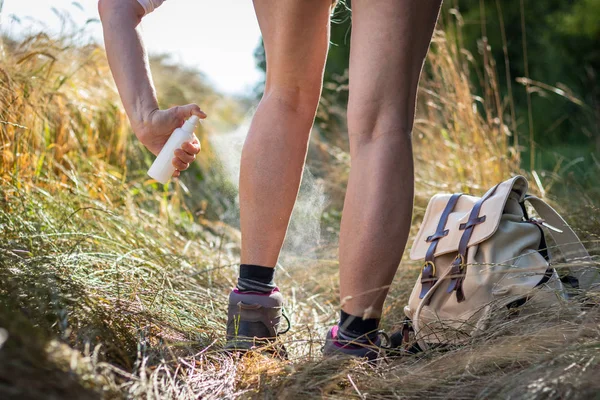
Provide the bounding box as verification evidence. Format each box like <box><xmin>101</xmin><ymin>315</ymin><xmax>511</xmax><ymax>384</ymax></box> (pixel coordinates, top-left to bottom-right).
<box><xmin>337</xmin><ymin>310</ymin><xmax>380</xmax><ymax>342</ymax></box>
<box><xmin>236</xmin><ymin>264</ymin><xmax>276</xmax><ymax>294</ymax></box>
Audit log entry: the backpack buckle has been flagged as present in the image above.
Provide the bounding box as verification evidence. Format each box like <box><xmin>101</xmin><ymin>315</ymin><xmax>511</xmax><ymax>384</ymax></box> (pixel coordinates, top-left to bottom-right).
<box><xmin>452</xmin><ymin>253</ymin><xmax>465</xmax><ymax>270</ymax></box>
<box><xmin>422</xmin><ymin>260</ymin><xmax>436</xmax><ymax>277</ymax></box>
<box><xmin>447</xmin><ymin>253</ymin><xmax>467</xmax><ymax>302</ymax></box>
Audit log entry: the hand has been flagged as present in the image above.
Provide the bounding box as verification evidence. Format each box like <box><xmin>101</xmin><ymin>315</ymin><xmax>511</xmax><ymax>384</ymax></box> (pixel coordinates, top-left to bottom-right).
<box><xmin>134</xmin><ymin>104</ymin><xmax>206</xmax><ymax>177</ymax></box>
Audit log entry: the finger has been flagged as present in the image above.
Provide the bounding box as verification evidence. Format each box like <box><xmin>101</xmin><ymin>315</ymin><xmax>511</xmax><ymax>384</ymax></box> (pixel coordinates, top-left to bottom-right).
<box><xmin>172</xmin><ymin>170</ymin><xmax>181</xmax><ymax>178</ymax></box>
<box><xmin>173</xmin><ymin>104</ymin><xmax>207</xmax><ymax>124</ymax></box>
<box><xmin>174</xmin><ymin>148</ymin><xmax>196</xmax><ymax>164</ymax></box>
<box><xmin>181</xmin><ymin>139</ymin><xmax>201</xmax><ymax>155</ymax></box>
<box><xmin>172</xmin><ymin>157</ymin><xmax>189</xmax><ymax>171</ymax></box>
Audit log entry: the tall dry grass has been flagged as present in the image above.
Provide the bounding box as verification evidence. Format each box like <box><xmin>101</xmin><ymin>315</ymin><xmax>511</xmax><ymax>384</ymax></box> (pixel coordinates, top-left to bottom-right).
<box><xmin>1</xmin><ymin>8</ymin><xmax>599</xmax><ymax>400</ymax></box>
<box><xmin>0</xmin><ymin>32</ymin><xmax>128</xmax><ymax>184</ymax></box>
<box><xmin>0</xmin><ymin>29</ymin><xmax>245</xmax><ymax>219</ymax></box>
<box><xmin>414</xmin><ymin>27</ymin><xmax>519</xmax><ymax>195</ymax></box>
<box><xmin>0</xmin><ymin>28</ymin><xmax>245</xmax><ymax>399</ymax></box>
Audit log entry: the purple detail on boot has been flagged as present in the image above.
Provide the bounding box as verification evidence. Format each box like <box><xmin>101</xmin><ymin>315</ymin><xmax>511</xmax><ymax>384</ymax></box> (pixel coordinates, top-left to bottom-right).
<box><xmin>330</xmin><ymin>325</ymin><xmax>372</xmax><ymax>350</ymax></box>
<box><xmin>233</xmin><ymin>287</ymin><xmax>280</xmax><ymax>296</ymax></box>
<box><xmin>331</xmin><ymin>325</ymin><xmax>339</xmax><ymax>340</ymax></box>
<box><xmin>330</xmin><ymin>326</ymin><xmax>349</xmax><ymax>348</ymax></box>
<box><xmin>323</xmin><ymin>325</ymin><xmax>382</xmax><ymax>360</ymax></box>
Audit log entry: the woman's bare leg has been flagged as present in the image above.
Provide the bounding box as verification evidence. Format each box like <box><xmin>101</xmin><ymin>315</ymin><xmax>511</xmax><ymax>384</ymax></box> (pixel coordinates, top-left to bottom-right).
<box><xmin>239</xmin><ymin>0</ymin><xmax>333</xmax><ymax>268</ymax></box>
<box><xmin>339</xmin><ymin>0</ymin><xmax>443</xmax><ymax>318</ymax></box>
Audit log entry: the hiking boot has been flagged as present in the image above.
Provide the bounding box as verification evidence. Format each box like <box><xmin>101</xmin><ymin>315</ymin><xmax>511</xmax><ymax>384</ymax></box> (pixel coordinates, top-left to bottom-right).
<box><xmin>322</xmin><ymin>325</ymin><xmax>383</xmax><ymax>361</ymax></box>
<box><xmin>225</xmin><ymin>288</ymin><xmax>288</xmax><ymax>354</ymax></box>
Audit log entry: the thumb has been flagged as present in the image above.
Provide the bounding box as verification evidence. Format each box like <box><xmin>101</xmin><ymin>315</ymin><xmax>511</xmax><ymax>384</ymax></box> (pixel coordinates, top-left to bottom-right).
<box><xmin>172</xmin><ymin>104</ymin><xmax>207</xmax><ymax>124</ymax></box>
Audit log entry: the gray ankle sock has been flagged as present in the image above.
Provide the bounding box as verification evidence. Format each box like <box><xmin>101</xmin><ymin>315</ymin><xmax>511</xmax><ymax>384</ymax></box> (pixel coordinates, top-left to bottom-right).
<box><xmin>236</xmin><ymin>264</ymin><xmax>276</xmax><ymax>293</ymax></box>
<box><xmin>338</xmin><ymin>310</ymin><xmax>380</xmax><ymax>343</ymax></box>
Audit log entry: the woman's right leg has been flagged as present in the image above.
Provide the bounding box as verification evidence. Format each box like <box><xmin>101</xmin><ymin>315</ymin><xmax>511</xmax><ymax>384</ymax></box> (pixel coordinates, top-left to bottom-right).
<box><xmin>338</xmin><ymin>0</ymin><xmax>443</xmax><ymax>320</ymax></box>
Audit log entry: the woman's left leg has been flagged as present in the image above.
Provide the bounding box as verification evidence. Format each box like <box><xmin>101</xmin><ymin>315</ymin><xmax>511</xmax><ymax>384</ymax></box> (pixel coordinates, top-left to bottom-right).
<box><xmin>226</xmin><ymin>0</ymin><xmax>334</xmax><ymax>350</ymax></box>
<box><xmin>239</xmin><ymin>0</ymin><xmax>334</xmax><ymax>268</ymax></box>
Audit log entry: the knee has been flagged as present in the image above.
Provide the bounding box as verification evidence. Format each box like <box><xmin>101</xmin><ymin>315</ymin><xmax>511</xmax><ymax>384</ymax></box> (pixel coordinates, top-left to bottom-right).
<box><xmin>347</xmin><ymin>103</ymin><xmax>413</xmax><ymax>148</ymax></box>
<box><xmin>262</xmin><ymin>78</ymin><xmax>322</xmax><ymax>117</ymax></box>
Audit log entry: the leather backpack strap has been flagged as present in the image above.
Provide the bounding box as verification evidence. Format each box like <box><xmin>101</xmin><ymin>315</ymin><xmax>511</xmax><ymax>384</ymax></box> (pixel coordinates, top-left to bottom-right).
<box><xmin>419</xmin><ymin>193</ymin><xmax>463</xmax><ymax>299</ymax></box>
<box><xmin>447</xmin><ymin>183</ymin><xmax>500</xmax><ymax>302</ymax></box>
<box><xmin>525</xmin><ymin>195</ymin><xmax>600</xmax><ymax>290</ymax></box>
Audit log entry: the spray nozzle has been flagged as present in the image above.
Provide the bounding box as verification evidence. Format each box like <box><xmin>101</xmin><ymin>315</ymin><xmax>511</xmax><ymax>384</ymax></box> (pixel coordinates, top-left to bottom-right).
<box><xmin>182</xmin><ymin>115</ymin><xmax>201</xmax><ymax>133</ymax></box>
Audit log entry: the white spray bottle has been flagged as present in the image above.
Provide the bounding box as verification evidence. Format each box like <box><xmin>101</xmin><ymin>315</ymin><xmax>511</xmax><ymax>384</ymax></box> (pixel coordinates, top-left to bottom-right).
<box><xmin>147</xmin><ymin>115</ymin><xmax>200</xmax><ymax>184</ymax></box>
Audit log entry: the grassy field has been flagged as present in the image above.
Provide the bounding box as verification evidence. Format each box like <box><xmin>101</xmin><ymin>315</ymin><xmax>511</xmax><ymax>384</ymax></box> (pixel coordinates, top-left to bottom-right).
<box><xmin>1</xmin><ymin>19</ymin><xmax>600</xmax><ymax>400</ymax></box>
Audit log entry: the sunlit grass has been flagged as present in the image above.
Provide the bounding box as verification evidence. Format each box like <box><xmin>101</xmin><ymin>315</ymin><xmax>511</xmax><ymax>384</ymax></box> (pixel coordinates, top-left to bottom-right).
<box><xmin>1</xmin><ymin>9</ymin><xmax>599</xmax><ymax>400</ymax></box>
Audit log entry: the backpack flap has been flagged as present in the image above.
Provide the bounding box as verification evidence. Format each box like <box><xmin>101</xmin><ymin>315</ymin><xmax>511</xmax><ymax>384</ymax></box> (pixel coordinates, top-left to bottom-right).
<box><xmin>410</xmin><ymin>175</ymin><xmax>529</xmax><ymax>261</ymax></box>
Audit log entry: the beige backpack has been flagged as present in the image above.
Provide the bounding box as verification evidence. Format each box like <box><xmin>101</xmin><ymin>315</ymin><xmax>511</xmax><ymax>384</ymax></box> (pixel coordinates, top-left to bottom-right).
<box><xmin>402</xmin><ymin>175</ymin><xmax>599</xmax><ymax>351</ymax></box>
